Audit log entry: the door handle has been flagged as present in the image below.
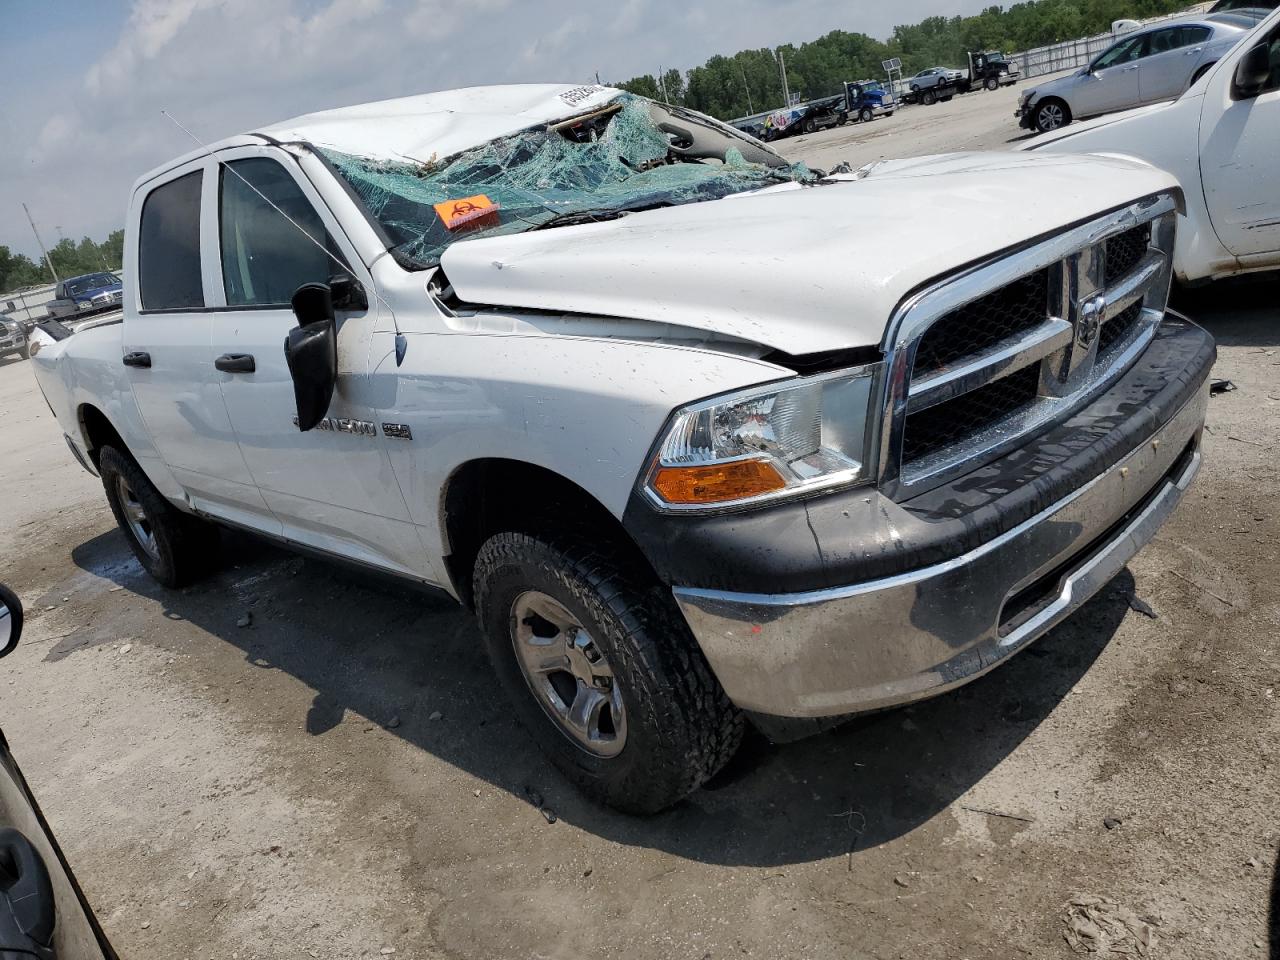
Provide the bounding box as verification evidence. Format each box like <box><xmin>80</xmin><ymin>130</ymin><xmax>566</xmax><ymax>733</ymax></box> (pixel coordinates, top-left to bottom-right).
<box><xmin>122</xmin><ymin>351</ymin><xmax>151</xmax><ymax>368</ymax></box>
<box><xmin>214</xmin><ymin>353</ymin><xmax>256</xmax><ymax>373</ymax></box>
<box><xmin>0</xmin><ymin>827</ymin><xmax>56</xmax><ymax>949</ymax></box>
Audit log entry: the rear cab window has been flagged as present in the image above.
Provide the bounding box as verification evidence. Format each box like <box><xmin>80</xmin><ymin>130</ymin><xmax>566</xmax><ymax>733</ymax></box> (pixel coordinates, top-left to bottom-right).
<box><xmin>138</xmin><ymin>170</ymin><xmax>205</xmax><ymax>311</ymax></box>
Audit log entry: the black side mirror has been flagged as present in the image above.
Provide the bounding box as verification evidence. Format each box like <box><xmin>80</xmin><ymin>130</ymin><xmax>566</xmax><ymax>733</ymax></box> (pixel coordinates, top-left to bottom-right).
<box><xmin>285</xmin><ymin>283</ymin><xmax>338</xmax><ymax>432</ymax></box>
<box><xmin>1233</xmin><ymin>42</ymin><xmax>1272</xmax><ymax>98</ymax></box>
<box><xmin>329</xmin><ymin>274</ymin><xmax>368</xmax><ymax>312</ymax></box>
<box><xmin>0</xmin><ymin>583</ymin><xmax>23</xmax><ymax>659</ymax></box>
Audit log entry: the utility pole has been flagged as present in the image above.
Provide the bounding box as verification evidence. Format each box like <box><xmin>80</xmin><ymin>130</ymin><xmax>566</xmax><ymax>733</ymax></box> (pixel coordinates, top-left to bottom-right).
<box><xmin>779</xmin><ymin>50</ymin><xmax>791</xmax><ymax>107</ymax></box>
<box><xmin>22</xmin><ymin>203</ymin><xmax>58</xmax><ymax>283</ymax></box>
<box><xmin>657</xmin><ymin>66</ymin><xmax>670</xmax><ymax>104</ymax></box>
<box><xmin>741</xmin><ymin>66</ymin><xmax>754</xmax><ymax>113</ymax></box>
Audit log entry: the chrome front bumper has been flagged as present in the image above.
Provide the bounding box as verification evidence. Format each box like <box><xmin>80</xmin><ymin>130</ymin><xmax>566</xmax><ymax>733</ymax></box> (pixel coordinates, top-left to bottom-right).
<box><xmin>673</xmin><ymin>382</ymin><xmax>1207</xmax><ymax>718</ymax></box>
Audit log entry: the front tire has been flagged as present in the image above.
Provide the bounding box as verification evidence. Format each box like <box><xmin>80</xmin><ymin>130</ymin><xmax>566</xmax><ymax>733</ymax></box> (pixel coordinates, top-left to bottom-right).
<box><xmin>1034</xmin><ymin>98</ymin><xmax>1070</xmax><ymax>132</ymax></box>
<box><xmin>985</xmin><ymin>76</ymin><xmax>999</xmax><ymax>91</ymax></box>
<box><xmin>860</xmin><ymin>107</ymin><xmax>874</xmax><ymax>123</ymax></box>
<box><xmin>99</xmin><ymin>445</ymin><xmax>220</xmax><ymax>588</ymax></box>
<box><xmin>473</xmin><ymin>532</ymin><xmax>743</xmax><ymax>814</ymax></box>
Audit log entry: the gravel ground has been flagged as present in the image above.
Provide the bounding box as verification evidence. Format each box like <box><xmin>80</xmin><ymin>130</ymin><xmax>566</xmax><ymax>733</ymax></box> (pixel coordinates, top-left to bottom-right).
<box><xmin>0</xmin><ymin>88</ymin><xmax>1277</xmax><ymax>960</ymax></box>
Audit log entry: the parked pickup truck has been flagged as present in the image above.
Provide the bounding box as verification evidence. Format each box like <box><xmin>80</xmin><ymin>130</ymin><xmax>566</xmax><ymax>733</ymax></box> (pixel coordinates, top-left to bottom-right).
<box><xmin>45</xmin><ymin>273</ymin><xmax>124</xmax><ymax>318</ymax></box>
<box><xmin>1023</xmin><ymin>7</ymin><xmax>1280</xmax><ymax>282</ymax></box>
<box><xmin>30</xmin><ymin>85</ymin><xmax>1214</xmax><ymax>813</ymax></box>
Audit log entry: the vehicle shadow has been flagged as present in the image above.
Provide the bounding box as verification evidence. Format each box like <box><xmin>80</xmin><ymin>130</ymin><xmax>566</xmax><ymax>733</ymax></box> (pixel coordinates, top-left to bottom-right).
<box><xmin>1173</xmin><ymin>273</ymin><xmax>1280</xmax><ymax>347</ymax></box>
<box><xmin>64</xmin><ymin>526</ymin><xmax>1133</xmax><ymax>867</ymax></box>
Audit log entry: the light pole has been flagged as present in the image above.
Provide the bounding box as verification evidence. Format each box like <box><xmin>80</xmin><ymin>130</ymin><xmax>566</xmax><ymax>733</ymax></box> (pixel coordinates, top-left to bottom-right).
<box><xmin>779</xmin><ymin>50</ymin><xmax>791</xmax><ymax>107</ymax></box>
<box><xmin>22</xmin><ymin>203</ymin><xmax>58</xmax><ymax>283</ymax></box>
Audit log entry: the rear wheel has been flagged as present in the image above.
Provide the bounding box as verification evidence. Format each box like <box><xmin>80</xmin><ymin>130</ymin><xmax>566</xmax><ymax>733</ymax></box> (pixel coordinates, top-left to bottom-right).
<box><xmin>1189</xmin><ymin>62</ymin><xmax>1215</xmax><ymax>87</ymax></box>
<box><xmin>473</xmin><ymin>532</ymin><xmax>743</xmax><ymax>814</ymax></box>
<box><xmin>99</xmin><ymin>445</ymin><xmax>220</xmax><ymax>588</ymax></box>
<box><xmin>921</xmin><ymin>89</ymin><xmax>937</xmax><ymax>105</ymax></box>
<box><xmin>1034</xmin><ymin>98</ymin><xmax>1071</xmax><ymax>132</ymax></box>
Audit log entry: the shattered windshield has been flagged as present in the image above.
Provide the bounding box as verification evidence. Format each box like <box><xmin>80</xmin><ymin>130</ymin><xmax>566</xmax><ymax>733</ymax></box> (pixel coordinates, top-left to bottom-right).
<box><xmin>319</xmin><ymin>94</ymin><xmax>817</xmax><ymax>269</ymax></box>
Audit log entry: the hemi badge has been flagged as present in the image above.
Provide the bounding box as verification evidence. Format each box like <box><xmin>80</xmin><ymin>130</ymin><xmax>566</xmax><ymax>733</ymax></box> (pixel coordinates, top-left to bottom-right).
<box><xmin>382</xmin><ymin>423</ymin><xmax>412</xmax><ymax>440</ymax></box>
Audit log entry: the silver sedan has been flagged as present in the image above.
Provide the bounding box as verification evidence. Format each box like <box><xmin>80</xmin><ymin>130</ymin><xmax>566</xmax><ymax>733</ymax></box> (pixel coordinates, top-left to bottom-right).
<box><xmin>1018</xmin><ymin>13</ymin><xmax>1261</xmax><ymax>132</ymax></box>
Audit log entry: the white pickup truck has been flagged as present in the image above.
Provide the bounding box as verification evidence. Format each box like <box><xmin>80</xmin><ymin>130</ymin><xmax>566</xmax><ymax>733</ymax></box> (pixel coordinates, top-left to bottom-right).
<box><xmin>30</xmin><ymin>85</ymin><xmax>1215</xmax><ymax>813</ymax></box>
<box><xmin>1024</xmin><ymin>7</ymin><xmax>1280</xmax><ymax>284</ymax></box>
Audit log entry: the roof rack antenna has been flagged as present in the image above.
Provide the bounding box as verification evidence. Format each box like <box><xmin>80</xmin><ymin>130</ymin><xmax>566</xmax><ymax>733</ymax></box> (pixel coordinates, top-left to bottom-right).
<box><xmin>159</xmin><ymin>109</ymin><xmax>408</xmax><ymax>367</ymax></box>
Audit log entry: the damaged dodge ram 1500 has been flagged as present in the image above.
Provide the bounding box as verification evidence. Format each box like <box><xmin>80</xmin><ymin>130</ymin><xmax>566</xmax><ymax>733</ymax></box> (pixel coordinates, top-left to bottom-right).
<box><xmin>30</xmin><ymin>85</ymin><xmax>1213</xmax><ymax>813</ymax></box>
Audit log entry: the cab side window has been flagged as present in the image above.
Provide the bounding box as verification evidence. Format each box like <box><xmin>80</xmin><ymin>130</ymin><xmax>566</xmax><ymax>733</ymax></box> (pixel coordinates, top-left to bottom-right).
<box><xmin>139</xmin><ymin>170</ymin><xmax>205</xmax><ymax>311</ymax></box>
<box><xmin>219</xmin><ymin>158</ymin><xmax>347</xmax><ymax>307</ymax></box>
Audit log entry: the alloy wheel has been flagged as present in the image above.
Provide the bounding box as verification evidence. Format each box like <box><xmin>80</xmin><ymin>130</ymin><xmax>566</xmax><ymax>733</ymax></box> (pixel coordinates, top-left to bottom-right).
<box><xmin>510</xmin><ymin>591</ymin><xmax>627</xmax><ymax>758</ymax></box>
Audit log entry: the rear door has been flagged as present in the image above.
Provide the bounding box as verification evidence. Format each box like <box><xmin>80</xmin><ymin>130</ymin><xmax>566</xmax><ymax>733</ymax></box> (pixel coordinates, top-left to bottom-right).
<box><xmin>1200</xmin><ymin>24</ymin><xmax>1280</xmax><ymax>258</ymax></box>
<box><xmin>123</xmin><ymin>161</ymin><xmax>276</xmax><ymax>530</ymax></box>
<box><xmin>1076</xmin><ymin>33</ymin><xmax>1146</xmax><ymax>116</ymax></box>
<box><xmin>1139</xmin><ymin>25</ymin><xmax>1211</xmax><ymax>102</ymax></box>
<box><xmin>206</xmin><ymin>147</ymin><xmax>431</xmax><ymax>578</ymax></box>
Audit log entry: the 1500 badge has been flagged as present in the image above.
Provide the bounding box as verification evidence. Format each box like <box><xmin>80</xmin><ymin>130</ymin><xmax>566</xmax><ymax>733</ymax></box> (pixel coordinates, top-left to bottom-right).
<box><xmin>291</xmin><ymin>417</ymin><xmax>412</xmax><ymax>440</ymax></box>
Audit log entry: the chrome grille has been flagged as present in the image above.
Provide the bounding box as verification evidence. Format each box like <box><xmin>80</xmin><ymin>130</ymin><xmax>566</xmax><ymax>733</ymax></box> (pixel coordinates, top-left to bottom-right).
<box><xmin>912</xmin><ymin>268</ymin><xmax>1051</xmax><ymax>378</ymax></box>
<box><xmin>1103</xmin><ymin>224</ymin><xmax>1151</xmax><ymax>286</ymax></box>
<box><xmin>878</xmin><ymin>195</ymin><xmax>1178</xmax><ymax>501</ymax></box>
<box><xmin>901</xmin><ymin>364</ymin><xmax>1041</xmax><ymax>464</ymax></box>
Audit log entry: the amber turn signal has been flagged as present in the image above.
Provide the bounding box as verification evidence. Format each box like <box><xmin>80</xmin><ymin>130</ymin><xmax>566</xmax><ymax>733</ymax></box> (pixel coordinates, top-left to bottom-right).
<box><xmin>652</xmin><ymin>459</ymin><xmax>787</xmax><ymax>505</ymax></box>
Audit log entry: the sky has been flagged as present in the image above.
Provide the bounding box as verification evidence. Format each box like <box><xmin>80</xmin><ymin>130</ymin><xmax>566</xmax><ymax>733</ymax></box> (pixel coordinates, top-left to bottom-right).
<box><xmin>1</xmin><ymin>0</ymin><xmax>982</xmax><ymax>258</ymax></box>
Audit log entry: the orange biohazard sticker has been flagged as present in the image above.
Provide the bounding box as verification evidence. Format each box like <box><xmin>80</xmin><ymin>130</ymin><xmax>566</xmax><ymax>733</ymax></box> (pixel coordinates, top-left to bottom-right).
<box><xmin>434</xmin><ymin>194</ymin><xmax>500</xmax><ymax>231</ymax></box>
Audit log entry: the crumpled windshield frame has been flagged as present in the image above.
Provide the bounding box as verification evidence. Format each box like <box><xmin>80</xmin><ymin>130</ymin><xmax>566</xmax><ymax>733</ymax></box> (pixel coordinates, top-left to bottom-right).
<box><xmin>315</xmin><ymin>94</ymin><xmax>817</xmax><ymax>271</ymax></box>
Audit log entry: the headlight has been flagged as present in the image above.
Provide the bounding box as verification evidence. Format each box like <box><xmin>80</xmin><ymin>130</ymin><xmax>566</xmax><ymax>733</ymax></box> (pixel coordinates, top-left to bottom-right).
<box><xmin>644</xmin><ymin>364</ymin><xmax>880</xmax><ymax>509</ymax></box>
<box><xmin>77</xmin><ymin>300</ymin><xmax>92</xmax><ymax>310</ymax></box>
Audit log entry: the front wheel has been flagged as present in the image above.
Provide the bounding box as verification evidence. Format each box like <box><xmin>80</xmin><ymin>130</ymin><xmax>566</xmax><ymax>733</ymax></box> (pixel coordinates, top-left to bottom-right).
<box><xmin>99</xmin><ymin>445</ymin><xmax>220</xmax><ymax>588</ymax></box>
<box><xmin>802</xmin><ymin>117</ymin><xmax>817</xmax><ymax>134</ymax></box>
<box><xmin>985</xmin><ymin>76</ymin><xmax>999</xmax><ymax>91</ymax></box>
<box><xmin>473</xmin><ymin>532</ymin><xmax>743</xmax><ymax>814</ymax></box>
<box><xmin>1034</xmin><ymin>98</ymin><xmax>1070</xmax><ymax>132</ymax></box>
<box><xmin>860</xmin><ymin>107</ymin><xmax>874</xmax><ymax>123</ymax></box>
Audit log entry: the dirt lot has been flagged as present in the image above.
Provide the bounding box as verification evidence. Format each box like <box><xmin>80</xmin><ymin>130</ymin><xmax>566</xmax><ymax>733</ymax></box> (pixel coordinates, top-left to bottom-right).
<box><xmin>1</xmin><ymin>88</ymin><xmax>1278</xmax><ymax>960</ymax></box>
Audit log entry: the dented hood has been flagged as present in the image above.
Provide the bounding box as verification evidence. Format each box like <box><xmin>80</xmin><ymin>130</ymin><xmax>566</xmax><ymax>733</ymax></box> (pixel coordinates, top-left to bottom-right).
<box><xmin>441</xmin><ymin>151</ymin><xmax>1178</xmax><ymax>354</ymax></box>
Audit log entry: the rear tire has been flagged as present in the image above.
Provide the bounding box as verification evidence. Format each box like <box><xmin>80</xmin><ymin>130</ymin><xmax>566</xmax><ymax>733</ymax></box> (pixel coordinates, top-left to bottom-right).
<box><xmin>1189</xmin><ymin>62</ymin><xmax>1215</xmax><ymax>88</ymax></box>
<box><xmin>921</xmin><ymin>89</ymin><xmax>937</xmax><ymax>105</ymax></box>
<box><xmin>99</xmin><ymin>445</ymin><xmax>220</xmax><ymax>588</ymax></box>
<box><xmin>473</xmin><ymin>531</ymin><xmax>743</xmax><ymax>814</ymax></box>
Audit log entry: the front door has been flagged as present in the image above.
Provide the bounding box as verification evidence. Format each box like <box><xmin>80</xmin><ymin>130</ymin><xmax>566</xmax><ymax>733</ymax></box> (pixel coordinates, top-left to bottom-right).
<box><xmin>1076</xmin><ymin>33</ymin><xmax>1146</xmax><ymax>116</ymax></box>
<box><xmin>207</xmin><ymin>149</ymin><xmax>431</xmax><ymax>578</ymax></box>
<box><xmin>1200</xmin><ymin>26</ymin><xmax>1280</xmax><ymax>259</ymax></box>
<box><xmin>124</xmin><ymin>160</ymin><xmax>275</xmax><ymax>530</ymax></box>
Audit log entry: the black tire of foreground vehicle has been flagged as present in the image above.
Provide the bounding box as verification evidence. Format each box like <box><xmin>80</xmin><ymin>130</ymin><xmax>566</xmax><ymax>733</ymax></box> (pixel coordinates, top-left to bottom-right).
<box><xmin>99</xmin><ymin>445</ymin><xmax>220</xmax><ymax>588</ymax></box>
<box><xmin>473</xmin><ymin>532</ymin><xmax>744</xmax><ymax>814</ymax></box>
